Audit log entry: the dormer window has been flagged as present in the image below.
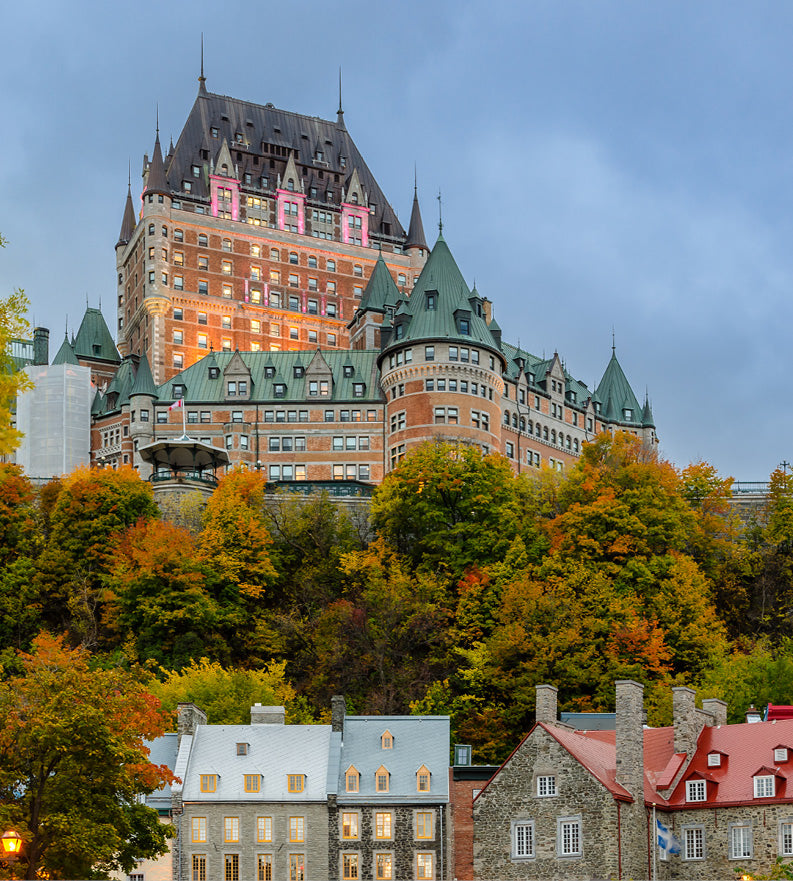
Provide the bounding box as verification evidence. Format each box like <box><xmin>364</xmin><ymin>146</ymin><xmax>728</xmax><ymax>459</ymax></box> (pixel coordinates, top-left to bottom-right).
<box><xmin>345</xmin><ymin>766</ymin><xmax>360</xmax><ymax>793</ymax></box>
<box><xmin>288</xmin><ymin>774</ymin><xmax>305</xmax><ymax>793</ymax></box>
<box><xmin>459</xmin><ymin>318</ymin><xmax>470</xmax><ymax>335</ymax></box>
<box><xmin>209</xmin><ymin>367</ymin><xmax>220</xmax><ymax>380</ymax></box>
<box><xmin>227</xmin><ymin>382</ymin><xmax>237</xmax><ymax>396</ymax></box>
<box><xmin>754</xmin><ymin>775</ymin><xmax>775</xmax><ymax>798</ymax></box>
<box><xmin>394</xmin><ymin>324</ymin><xmax>404</xmax><ymax>340</ymax></box>
<box><xmin>287</xmin><ymin>179</ymin><xmax>295</xmax><ymax>192</ymax></box>
<box><xmin>172</xmin><ymin>384</ymin><xmax>185</xmax><ymax>398</ymax></box>
<box><xmin>686</xmin><ymin>779</ymin><xmax>706</xmax><ymax>802</ymax></box>
<box><xmin>623</xmin><ymin>408</ymin><xmax>633</xmax><ymax>420</ymax></box>
<box><xmin>777</xmin><ymin>748</ymin><xmax>790</xmax><ymax>763</ymax></box>
<box><xmin>344</xmin><ymin>365</ymin><xmax>354</xmax><ymax>378</ymax></box>
<box><xmin>265</xmin><ymin>366</ymin><xmax>275</xmax><ymax>379</ymax></box>
<box><xmin>417</xmin><ymin>765</ymin><xmax>431</xmax><ymax>792</ymax></box>
<box><xmin>375</xmin><ymin>765</ymin><xmax>390</xmax><ymax>792</ymax></box>
<box><xmin>707</xmin><ymin>753</ymin><xmax>721</xmax><ymax>767</ymax></box>
<box><xmin>294</xmin><ymin>366</ymin><xmax>304</xmax><ymax>378</ymax></box>
<box><xmin>236</xmin><ymin>743</ymin><xmax>249</xmax><ymax>756</ymax></box>
<box><xmin>200</xmin><ymin>774</ymin><xmax>217</xmax><ymax>793</ymax></box>
<box><xmin>244</xmin><ymin>774</ymin><xmax>261</xmax><ymax>793</ymax></box>
<box><xmin>274</xmin><ymin>383</ymin><xmax>287</xmax><ymax>399</ymax></box>
<box><xmin>352</xmin><ymin>383</ymin><xmax>365</xmax><ymax>398</ymax></box>
<box><xmin>426</xmin><ymin>293</ymin><xmax>437</xmax><ymax>311</ymax></box>
<box><xmin>211</xmin><ymin>126</ymin><xmax>219</xmax><ymax>138</ymax></box>
<box><xmin>381</xmin><ymin>731</ymin><xmax>393</xmax><ymax>749</ymax></box>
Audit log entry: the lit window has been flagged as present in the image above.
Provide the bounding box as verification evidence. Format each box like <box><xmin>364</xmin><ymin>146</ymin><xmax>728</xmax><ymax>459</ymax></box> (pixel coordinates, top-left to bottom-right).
<box><xmin>222</xmin><ymin>260</ymin><xmax>232</xmax><ymax>275</ymax></box>
<box><xmin>537</xmin><ymin>775</ymin><xmax>557</xmax><ymax>797</ymax></box>
<box><xmin>289</xmin><ymin>816</ymin><xmax>304</xmax><ymax>842</ymax></box>
<box><xmin>342</xmin><ymin>813</ymin><xmax>359</xmax><ymax>839</ymax></box>
<box><xmin>375</xmin><ymin>853</ymin><xmax>392</xmax><ymax>880</ymax></box>
<box><xmin>755</xmin><ymin>775</ymin><xmax>775</xmax><ymax>798</ymax></box>
<box><xmin>416</xmin><ymin>811</ymin><xmax>433</xmax><ymax>839</ymax></box>
<box><xmin>416</xmin><ymin>853</ymin><xmax>433</xmax><ymax>880</ymax></box>
<box><xmin>257</xmin><ymin>854</ymin><xmax>272</xmax><ymax>881</ymax></box>
<box><xmin>375</xmin><ymin>812</ymin><xmax>392</xmax><ymax>840</ymax></box>
<box><xmin>224</xmin><ymin>817</ymin><xmax>240</xmax><ymax>842</ymax></box>
<box><xmin>288</xmin><ymin>775</ymin><xmax>305</xmax><ymax>793</ymax></box>
<box><xmin>245</xmin><ymin>775</ymin><xmax>261</xmax><ymax>793</ymax></box>
<box><xmin>343</xmin><ymin>854</ymin><xmax>359</xmax><ymax>880</ymax></box>
<box><xmin>224</xmin><ymin>854</ymin><xmax>239</xmax><ymax>881</ymax></box>
<box><xmin>375</xmin><ymin>766</ymin><xmax>390</xmax><ymax>792</ymax></box>
<box><xmin>513</xmin><ymin>821</ymin><xmax>534</xmax><ymax>859</ymax></box>
<box><xmin>192</xmin><ymin>817</ymin><xmax>207</xmax><ymax>842</ymax></box>
<box><xmin>200</xmin><ymin>774</ymin><xmax>217</xmax><ymax>793</ymax></box>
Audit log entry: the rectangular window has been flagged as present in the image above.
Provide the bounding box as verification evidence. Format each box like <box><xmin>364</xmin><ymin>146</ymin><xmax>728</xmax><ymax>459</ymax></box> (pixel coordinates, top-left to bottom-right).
<box><xmin>224</xmin><ymin>854</ymin><xmax>239</xmax><ymax>881</ymax></box>
<box><xmin>245</xmin><ymin>774</ymin><xmax>260</xmax><ymax>793</ymax></box>
<box><xmin>224</xmin><ymin>817</ymin><xmax>239</xmax><ymax>843</ymax></box>
<box><xmin>686</xmin><ymin>779</ymin><xmax>706</xmax><ymax>802</ymax></box>
<box><xmin>289</xmin><ymin>817</ymin><xmax>304</xmax><ymax>842</ymax></box>
<box><xmin>558</xmin><ymin>817</ymin><xmax>581</xmax><ymax>857</ymax></box>
<box><xmin>684</xmin><ymin>827</ymin><xmax>704</xmax><ymax>860</ymax></box>
<box><xmin>416</xmin><ymin>853</ymin><xmax>433</xmax><ymax>880</ymax></box>
<box><xmin>257</xmin><ymin>817</ymin><xmax>272</xmax><ymax>843</ymax></box>
<box><xmin>289</xmin><ymin>854</ymin><xmax>304</xmax><ymax>881</ymax></box>
<box><xmin>257</xmin><ymin>855</ymin><xmax>272</xmax><ymax>881</ymax></box>
<box><xmin>375</xmin><ymin>853</ymin><xmax>392</xmax><ymax>880</ymax></box>
<box><xmin>537</xmin><ymin>775</ymin><xmax>557</xmax><ymax>797</ymax></box>
<box><xmin>425</xmin><ymin>345</ymin><xmax>435</xmax><ymax>361</ymax></box>
<box><xmin>375</xmin><ymin>812</ymin><xmax>392</xmax><ymax>839</ymax></box>
<box><xmin>192</xmin><ymin>817</ymin><xmax>207</xmax><ymax>842</ymax></box>
<box><xmin>342</xmin><ymin>813</ymin><xmax>359</xmax><ymax>839</ymax></box>
<box><xmin>416</xmin><ymin>812</ymin><xmax>433</xmax><ymax>839</ymax></box>
<box><xmin>192</xmin><ymin>855</ymin><xmax>206</xmax><ymax>881</ymax></box>
<box><xmin>781</xmin><ymin>821</ymin><xmax>793</xmax><ymax>856</ymax></box>
<box><xmin>513</xmin><ymin>822</ymin><xmax>535</xmax><ymax>859</ymax></box>
<box><xmin>200</xmin><ymin>774</ymin><xmax>217</xmax><ymax>793</ymax></box>
<box><xmin>755</xmin><ymin>775</ymin><xmax>775</xmax><ymax>798</ymax></box>
<box><xmin>730</xmin><ymin>824</ymin><xmax>752</xmax><ymax>859</ymax></box>
<box><xmin>342</xmin><ymin>854</ymin><xmax>359</xmax><ymax>880</ymax></box>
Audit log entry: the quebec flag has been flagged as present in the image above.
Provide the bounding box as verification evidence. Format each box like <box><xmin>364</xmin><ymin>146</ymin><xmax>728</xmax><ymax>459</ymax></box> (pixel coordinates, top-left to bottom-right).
<box><xmin>657</xmin><ymin>819</ymin><xmax>681</xmax><ymax>857</ymax></box>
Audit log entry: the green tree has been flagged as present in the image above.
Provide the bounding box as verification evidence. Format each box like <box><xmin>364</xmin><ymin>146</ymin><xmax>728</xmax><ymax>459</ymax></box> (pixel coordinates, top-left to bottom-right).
<box><xmin>0</xmin><ymin>633</ymin><xmax>174</xmax><ymax>879</ymax></box>
<box><xmin>0</xmin><ymin>233</ymin><xmax>32</xmax><ymax>455</ymax></box>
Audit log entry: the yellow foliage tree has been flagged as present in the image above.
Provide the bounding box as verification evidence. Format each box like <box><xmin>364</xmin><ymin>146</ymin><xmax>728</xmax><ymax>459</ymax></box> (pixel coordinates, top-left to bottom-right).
<box><xmin>0</xmin><ymin>233</ymin><xmax>32</xmax><ymax>455</ymax></box>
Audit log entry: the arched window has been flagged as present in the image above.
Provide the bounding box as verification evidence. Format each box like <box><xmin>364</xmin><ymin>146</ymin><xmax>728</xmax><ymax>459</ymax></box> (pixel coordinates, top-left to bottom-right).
<box><xmin>504</xmin><ymin>411</ymin><xmax>510</xmax><ymax>426</ymax></box>
<box><xmin>543</xmin><ymin>427</ymin><xmax>548</xmax><ymax>441</ymax></box>
<box><xmin>512</xmin><ymin>413</ymin><xmax>518</xmax><ymax>428</ymax></box>
<box><xmin>222</xmin><ymin>238</ymin><xmax>232</xmax><ymax>252</ymax></box>
<box><xmin>551</xmin><ymin>430</ymin><xmax>557</xmax><ymax>445</ymax></box>
<box><xmin>520</xmin><ymin>417</ymin><xmax>526</xmax><ymax>432</ymax></box>
<box><xmin>148</xmin><ymin>224</ymin><xmax>155</xmax><ymax>236</ymax></box>
<box><xmin>574</xmin><ymin>438</ymin><xmax>579</xmax><ymax>452</ymax></box>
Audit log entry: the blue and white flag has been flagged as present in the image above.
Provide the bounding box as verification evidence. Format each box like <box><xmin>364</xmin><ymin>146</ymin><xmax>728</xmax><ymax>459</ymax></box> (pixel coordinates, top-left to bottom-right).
<box><xmin>657</xmin><ymin>818</ymin><xmax>681</xmax><ymax>856</ymax></box>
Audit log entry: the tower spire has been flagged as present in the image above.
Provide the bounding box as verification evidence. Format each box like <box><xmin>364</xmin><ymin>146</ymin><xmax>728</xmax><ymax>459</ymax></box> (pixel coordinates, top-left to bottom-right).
<box><xmin>198</xmin><ymin>33</ymin><xmax>207</xmax><ymax>95</ymax></box>
<box><xmin>337</xmin><ymin>67</ymin><xmax>345</xmax><ymax>128</ymax></box>
<box><xmin>406</xmin><ymin>173</ymin><xmax>428</xmax><ymax>252</ymax></box>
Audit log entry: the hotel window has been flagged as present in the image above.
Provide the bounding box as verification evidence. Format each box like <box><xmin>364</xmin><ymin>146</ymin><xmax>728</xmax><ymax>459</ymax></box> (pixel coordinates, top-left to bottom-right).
<box><xmin>289</xmin><ymin>816</ymin><xmax>305</xmax><ymax>842</ymax></box>
<box><xmin>173</xmin><ymin>275</ymin><xmax>184</xmax><ymax>290</ymax></box>
<box><xmin>289</xmin><ymin>855</ymin><xmax>304</xmax><ymax>881</ymax></box>
<box><xmin>222</xmin><ymin>284</ymin><xmax>232</xmax><ymax>298</ymax></box>
<box><xmin>342</xmin><ymin>854</ymin><xmax>359</xmax><ymax>880</ymax></box>
<box><xmin>256</xmin><ymin>817</ymin><xmax>272</xmax><ymax>843</ymax></box>
<box><xmin>173</xmin><ymin>330</ymin><xmax>184</xmax><ymax>344</ymax></box>
<box><xmin>683</xmin><ymin>826</ymin><xmax>704</xmax><ymax>860</ymax></box>
<box><xmin>257</xmin><ymin>855</ymin><xmax>272</xmax><ymax>881</ymax></box>
<box><xmin>417</xmin><ymin>765</ymin><xmax>431</xmax><ymax>792</ymax></box>
<box><xmin>173</xmin><ymin>250</ymin><xmax>184</xmax><ymax>266</ymax></box>
<box><xmin>252</xmin><ymin>244</ymin><xmax>261</xmax><ymax>257</ymax></box>
<box><xmin>173</xmin><ymin>353</ymin><xmax>184</xmax><ymax>369</ymax></box>
<box><xmin>342</xmin><ymin>813</ymin><xmax>359</xmax><ymax>839</ymax></box>
<box><xmin>192</xmin><ymin>817</ymin><xmax>207</xmax><ymax>842</ymax></box>
<box><xmin>512</xmin><ymin>821</ymin><xmax>535</xmax><ymax>859</ymax></box>
<box><xmin>200</xmin><ymin>774</ymin><xmax>217</xmax><ymax>793</ymax></box>
<box><xmin>222</xmin><ymin>260</ymin><xmax>232</xmax><ymax>275</ymax></box>
<box><xmin>537</xmin><ymin>775</ymin><xmax>557</xmax><ymax>797</ymax></box>
<box><xmin>222</xmin><ymin>238</ymin><xmax>232</xmax><ymax>252</ymax></box>
<box><xmin>375</xmin><ymin>853</ymin><xmax>392</xmax><ymax>880</ymax></box>
<box><xmin>251</xmin><ymin>319</ymin><xmax>261</xmax><ymax>333</ymax></box>
<box><xmin>308</xmin><ymin>330</ymin><xmax>318</xmax><ymax>344</ymax></box>
<box><xmin>307</xmin><ymin>297</ymin><xmax>318</xmax><ymax>313</ymax></box>
<box><xmin>224</xmin><ymin>817</ymin><xmax>239</xmax><ymax>842</ymax></box>
<box><xmin>224</xmin><ymin>854</ymin><xmax>239</xmax><ymax>881</ymax></box>
<box><xmin>244</xmin><ymin>774</ymin><xmax>260</xmax><ymax>793</ymax></box>
<box><xmin>781</xmin><ymin>821</ymin><xmax>793</xmax><ymax>856</ymax></box>
<box><xmin>375</xmin><ymin>812</ymin><xmax>392</xmax><ymax>839</ymax></box>
<box><xmin>289</xmin><ymin>295</ymin><xmax>300</xmax><ymax>310</ymax></box>
<box><xmin>328</xmin><ymin>332</ymin><xmax>337</xmax><ymax>345</ymax></box>
<box><xmin>288</xmin><ymin>774</ymin><xmax>305</xmax><ymax>793</ymax></box>
<box><xmin>425</xmin><ymin>346</ymin><xmax>435</xmax><ymax>361</ymax></box>
<box><xmin>222</xmin><ymin>316</ymin><xmax>232</xmax><ymax>329</ymax></box>
<box><xmin>557</xmin><ymin>816</ymin><xmax>582</xmax><ymax>857</ymax></box>
<box><xmin>755</xmin><ymin>775</ymin><xmax>775</xmax><ymax>798</ymax></box>
<box><xmin>198</xmin><ymin>334</ymin><xmax>208</xmax><ymax>349</ymax></box>
<box><xmin>375</xmin><ymin>766</ymin><xmax>390</xmax><ymax>792</ymax></box>
<box><xmin>197</xmin><ymin>311</ymin><xmax>207</xmax><ymax>325</ymax></box>
<box><xmin>416</xmin><ymin>853</ymin><xmax>433</xmax><ymax>880</ymax></box>
<box><xmin>353</xmin><ymin>285</ymin><xmax>363</xmax><ymax>298</ymax></box>
<box><xmin>192</xmin><ymin>854</ymin><xmax>206</xmax><ymax>881</ymax></box>
<box><xmin>198</xmin><ymin>256</ymin><xmax>209</xmax><ymax>270</ymax></box>
<box><xmin>222</xmin><ymin>338</ymin><xmax>232</xmax><ymax>351</ymax></box>
<box><xmin>416</xmin><ymin>812</ymin><xmax>433</xmax><ymax>840</ymax></box>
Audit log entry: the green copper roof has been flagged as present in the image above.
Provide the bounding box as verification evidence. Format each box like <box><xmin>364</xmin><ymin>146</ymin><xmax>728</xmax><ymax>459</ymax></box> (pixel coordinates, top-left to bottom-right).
<box><xmin>642</xmin><ymin>395</ymin><xmax>655</xmax><ymax>428</ymax></box>
<box><xmin>73</xmin><ymin>308</ymin><xmax>121</xmax><ymax>363</ymax></box>
<box><xmin>382</xmin><ymin>234</ymin><xmax>502</xmax><ymax>356</ymax></box>
<box><xmin>595</xmin><ymin>351</ymin><xmax>643</xmax><ymax>425</ymax></box>
<box><xmin>357</xmin><ymin>253</ymin><xmax>400</xmax><ymax>314</ymax></box>
<box><xmin>52</xmin><ymin>335</ymin><xmax>80</xmax><ymax>366</ymax></box>
<box><xmin>501</xmin><ymin>341</ymin><xmax>592</xmax><ymax>405</ymax></box>
<box><xmin>130</xmin><ymin>355</ymin><xmax>159</xmax><ymax>398</ymax></box>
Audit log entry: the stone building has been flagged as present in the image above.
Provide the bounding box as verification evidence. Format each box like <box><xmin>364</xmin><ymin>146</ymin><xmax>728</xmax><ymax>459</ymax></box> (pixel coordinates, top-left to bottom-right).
<box><xmin>473</xmin><ymin>682</ymin><xmax>793</xmax><ymax>881</ymax></box>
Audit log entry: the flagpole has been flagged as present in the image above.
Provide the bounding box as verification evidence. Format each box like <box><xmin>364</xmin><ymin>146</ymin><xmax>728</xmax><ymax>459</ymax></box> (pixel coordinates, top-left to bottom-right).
<box><xmin>652</xmin><ymin>803</ymin><xmax>657</xmax><ymax>881</ymax></box>
<box><xmin>182</xmin><ymin>398</ymin><xmax>186</xmax><ymax>437</ymax></box>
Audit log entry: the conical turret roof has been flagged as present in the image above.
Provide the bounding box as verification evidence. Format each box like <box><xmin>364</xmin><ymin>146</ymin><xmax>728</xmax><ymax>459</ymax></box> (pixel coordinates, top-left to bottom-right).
<box><xmin>595</xmin><ymin>349</ymin><xmax>642</xmax><ymax>424</ymax></box>
<box><xmin>130</xmin><ymin>355</ymin><xmax>158</xmax><ymax>398</ymax></box>
<box><xmin>117</xmin><ymin>185</ymin><xmax>136</xmax><ymax>247</ymax></box>
<box><xmin>642</xmin><ymin>395</ymin><xmax>655</xmax><ymax>428</ymax></box>
<box><xmin>406</xmin><ymin>186</ymin><xmax>428</xmax><ymax>251</ymax></box>
<box><xmin>73</xmin><ymin>308</ymin><xmax>121</xmax><ymax>363</ymax></box>
<box><xmin>145</xmin><ymin>130</ymin><xmax>169</xmax><ymax>197</ymax></box>
<box><xmin>358</xmin><ymin>253</ymin><xmax>400</xmax><ymax>313</ymax></box>
<box><xmin>52</xmin><ymin>334</ymin><xmax>79</xmax><ymax>366</ymax></box>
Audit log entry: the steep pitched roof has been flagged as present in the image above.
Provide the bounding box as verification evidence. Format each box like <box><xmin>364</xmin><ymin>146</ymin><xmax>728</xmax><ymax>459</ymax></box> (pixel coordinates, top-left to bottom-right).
<box><xmin>72</xmin><ymin>308</ymin><xmax>121</xmax><ymax>364</ymax></box>
<box><xmin>52</xmin><ymin>335</ymin><xmax>80</xmax><ymax>366</ymax></box>
<box><xmin>117</xmin><ymin>185</ymin><xmax>136</xmax><ymax>246</ymax></box>
<box><xmin>130</xmin><ymin>355</ymin><xmax>158</xmax><ymax>398</ymax></box>
<box><xmin>357</xmin><ymin>253</ymin><xmax>399</xmax><ymax>314</ymax></box>
<box><xmin>594</xmin><ymin>350</ymin><xmax>642</xmax><ymax>424</ymax></box>
<box><xmin>145</xmin><ymin>130</ymin><xmax>169</xmax><ymax>196</ymax></box>
<box><xmin>405</xmin><ymin>186</ymin><xmax>428</xmax><ymax>251</ymax></box>
<box><xmin>382</xmin><ymin>234</ymin><xmax>502</xmax><ymax>357</ymax></box>
<box><xmin>165</xmin><ymin>88</ymin><xmax>405</xmax><ymax>241</ymax></box>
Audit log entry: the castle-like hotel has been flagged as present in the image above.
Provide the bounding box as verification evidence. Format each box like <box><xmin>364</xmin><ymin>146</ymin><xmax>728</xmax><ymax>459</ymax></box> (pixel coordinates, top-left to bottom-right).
<box><xmin>23</xmin><ymin>71</ymin><xmax>656</xmax><ymax>485</ymax></box>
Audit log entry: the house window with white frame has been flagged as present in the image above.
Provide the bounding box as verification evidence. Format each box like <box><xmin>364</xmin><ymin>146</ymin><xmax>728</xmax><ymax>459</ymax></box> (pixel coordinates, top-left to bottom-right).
<box><xmin>729</xmin><ymin>824</ymin><xmax>753</xmax><ymax>859</ymax></box>
<box><xmin>686</xmin><ymin>779</ymin><xmax>706</xmax><ymax>802</ymax></box>
<box><xmin>537</xmin><ymin>775</ymin><xmax>557</xmax><ymax>797</ymax></box>
<box><xmin>755</xmin><ymin>775</ymin><xmax>775</xmax><ymax>798</ymax></box>
<box><xmin>512</xmin><ymin>821</ymin><xmax>535</xmax><ymax>859</ymax></box>
<box><xmin>683</xmin><ymin>826</ymin><xmax>704</xmax><ymax>860</ymax></box>
<box><xmin>781</xmin><ymin>820</ymin><xmax>793</xmax><ymax>856</ymax></box>
<box><xmin>557</xmin><ymin>816</ymin><xmax>581</xmax><ymax>857</ymax></box>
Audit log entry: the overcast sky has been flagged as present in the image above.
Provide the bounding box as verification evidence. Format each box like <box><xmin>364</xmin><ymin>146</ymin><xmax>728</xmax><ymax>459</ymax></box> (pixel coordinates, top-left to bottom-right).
<box><xmin>2</xmin><ymin>0</ymin><xmax>791</xmax><ymax>480</ymax></box>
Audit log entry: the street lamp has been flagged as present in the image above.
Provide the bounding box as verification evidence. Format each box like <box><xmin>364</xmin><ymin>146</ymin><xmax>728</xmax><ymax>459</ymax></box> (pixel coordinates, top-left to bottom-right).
<box><xmin>0</xmin><ymin>829</ymin><xmax>22</xmax><ymax>863</ymax></box>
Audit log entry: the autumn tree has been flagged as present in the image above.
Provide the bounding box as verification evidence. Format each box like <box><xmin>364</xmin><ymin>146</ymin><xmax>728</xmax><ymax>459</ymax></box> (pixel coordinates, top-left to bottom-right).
<box><xmin>0</xmin><ymin>633</ymin><xmax>174</xmax><ymax>879</ymax></box>
<box><xmin>0</xmin><ymin>233</ymin><xmax>32</xmax><ymax>455</ymax></box>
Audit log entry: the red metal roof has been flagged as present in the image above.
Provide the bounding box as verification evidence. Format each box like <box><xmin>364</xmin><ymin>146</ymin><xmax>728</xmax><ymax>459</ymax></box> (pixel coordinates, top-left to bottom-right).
<box><xmin>767</xmin><ymin>704</ymin><xmax>793</xmax><ymax>721</ymax></box>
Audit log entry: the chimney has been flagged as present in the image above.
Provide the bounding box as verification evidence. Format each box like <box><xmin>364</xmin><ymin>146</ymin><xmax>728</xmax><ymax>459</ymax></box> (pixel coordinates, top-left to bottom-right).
<box><xmin>33</xmin><ymin>327</ymin><xmax>49</xmax><ymax>365</ymax></box>
<box><xmin>673</xmin><ymin>687</ymin><xmax>701</xmax><ymax>755</ymax></box>
<box><xmin>745</xmin><ymin>704</ymin><xmax>763</xmax><ymax>724</ymax></box>
<box><xmin>701</xmin><ymin>698</ymin><xmax>727</xmax><ymax>727</ymax></box>
<box><xmin>481</xmin><ymin>297</ymin><xmax>493</xmax><ymax>324</ymax></box>
<box><xmin>250</xmin><ymin>704</ymin><xmax>285</xmax><ymax>725</ymax></box>
<box><xmin>331</xmin><ymin>695</ymin><xmax>346</xmax><ymax>733</ymax></box>
<box><xmin>177</xmin><ymin>702</ymin><xmax>207</xmax><ymax>746</ymax></box>
<box><xmin>535</xmin><ymin>684</ymin><xmax>558</xmax><ymax>725</ymax></box>
<box><xmin>615</xmin><ymin>680</ymin><xmax>644</xmax><ymax>801</ymax></box>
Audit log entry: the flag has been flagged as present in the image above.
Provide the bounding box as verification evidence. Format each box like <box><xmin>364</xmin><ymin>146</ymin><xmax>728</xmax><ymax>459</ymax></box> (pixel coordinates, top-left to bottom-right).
<box><xmin>657</xmin><ymin>818</ymin><xmax>681</xmax><ymax>856</ymax></box>
<box><xmin>169</xmin><ymin>398</ymin><xmax>183</xmax><ymax>411</ymax></box>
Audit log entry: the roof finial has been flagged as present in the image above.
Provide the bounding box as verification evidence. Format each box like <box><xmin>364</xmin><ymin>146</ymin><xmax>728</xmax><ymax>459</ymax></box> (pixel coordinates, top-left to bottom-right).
<box><xmin>437</xmin><ymin>188</ymin><xmax>443</xmax><ymax>234</ymax></box>
<box><xmin>611</xmin><ymin>326</ymin><xmax>616</xmax><ymax>355</ymax></box>
<box><xmin>337</xmin><ymin>67</ymin><xmax>345</xmax><ymax>127</ymax></box>
<box><xmin>156</xmin><ymin>103</ymin><xmax>159</xmax><ymax>137</ymax></box>
<box><xmin>127</xmin><ymin>159</ymin><xmax>131</xmax><ymax>191</ymax></box>
<box><xmin>414</xmin><ymin>162</ymin><xmax>418</xmax><ymax>196</ymax></box>
<box><xmin>198</xmin><ymin>33</ymin><xmax>207</xmax><ymax>91</ymax></box>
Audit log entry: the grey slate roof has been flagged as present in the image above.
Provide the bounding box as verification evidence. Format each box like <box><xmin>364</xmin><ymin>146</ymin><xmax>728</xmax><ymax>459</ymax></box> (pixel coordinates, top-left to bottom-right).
<box><xmin>180</xmin><ymin>724</ymin><xmax>333</xmax><ymax>802</ymax></box>
<box><xmin>406</xmin><ymin>188</ymin><xmax>428</xmax><ymax>251</ymax></box>
<box><xmin>336</xmin><ymin>716</ymin><xmax>450</xmax><ymax>804</ymax></box>
<box><xmin>145</xmin><ymin>131</ymin><xmax>169</xmax><ymax>197</ymax></box>
<box><xmin>159</xmin><ymin>350</ymin><xmax>383</xmax><ymax>404</ymax></box>
<box><xmin>118</xmin><ymin>185</ymin><xmax>136</xmax><ymax>246</ymax></box>
<box><xmin>165</xmin><ymin>86</ymin><xmax>405</xmax><ymax>242</ymax></box>
<box><xmin>145</xmin><ymin>732</ymin><xmax>179</xmax><ymax>811</ymax></box>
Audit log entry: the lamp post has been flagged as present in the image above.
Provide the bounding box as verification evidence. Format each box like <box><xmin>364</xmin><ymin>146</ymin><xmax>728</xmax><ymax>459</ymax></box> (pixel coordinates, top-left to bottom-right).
<box><xmin>0</xmin><ymin>829</ymin><xmax>22</xmax><ymax>866</ymax></box>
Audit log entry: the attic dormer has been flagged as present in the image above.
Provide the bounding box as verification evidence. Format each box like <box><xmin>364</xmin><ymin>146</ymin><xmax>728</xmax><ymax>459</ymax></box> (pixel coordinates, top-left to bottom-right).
<box><xmin>341</xmin><ymin>167</ymin><xmax>369</xmax><ymax>247</ymax></box>
<box><xmin>305</xmin><ymin>349</ymin><xmax>333</xmax><ymax>399</ymax></box>
<box><xmin>209</xmin><ymin>140</ymin><xmax>240</xmax><ymax>221</ymax></box>
<box><xmin>224</xmin><ymin>351</ymin><xmax>252</xmax><ymax>401</ymax></box>
<box><xmin>276</xmin><ymin>153</ymin><xmax>306</xmax><ymax>234</ymax></box>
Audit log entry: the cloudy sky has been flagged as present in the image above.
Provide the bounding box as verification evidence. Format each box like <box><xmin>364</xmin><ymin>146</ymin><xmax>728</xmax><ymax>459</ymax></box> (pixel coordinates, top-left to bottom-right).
<box><xmin>1</xmin><ymin>0</ymin><xmax>791</xmax><ymax>480</ymax></box>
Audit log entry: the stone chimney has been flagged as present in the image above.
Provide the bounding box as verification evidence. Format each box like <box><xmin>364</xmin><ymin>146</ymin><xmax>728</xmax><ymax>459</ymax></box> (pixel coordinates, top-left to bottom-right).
<box><xmin>177</xmin><ymin>702</ymin><xmax>207</xmax><ymax>746</ymax></box>
<box><xmin>615</xmin><ymin>680</ymin><xmax>644</xmax><ymax>801</ymax></box>
<box><xmin>673</xmin><ymin>687</ymin><xmax>702</xmax><ymax>755</ymax></box>
<box><xmin>331</xmin><ymin>695</ymin><xmax>346</xmax><ymax>733</ymax></box>
<box><xmin>701</xmin><ymin>698</ymin><xmax>727</xmax><ymax>727</ymax></box>
<box><xmin>250</xmin><ymin>704</ymin><xmax>285</xmax><ymax>725</ymax></box>
<box><xmin>33</xmin><ymin>327</ymin><xmax>49</xmax><ymax>366</ymax></box>
<box><xmin>535</xmin><ymin>684</ymin><xmax>558</xmax><ymax>725</ymax></box>
<box><xmin>482</xmin><ymin>297</ymin><xmax>493</xmax><ymax>324</ymax></box>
